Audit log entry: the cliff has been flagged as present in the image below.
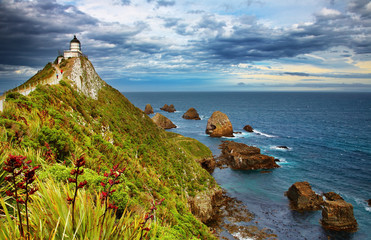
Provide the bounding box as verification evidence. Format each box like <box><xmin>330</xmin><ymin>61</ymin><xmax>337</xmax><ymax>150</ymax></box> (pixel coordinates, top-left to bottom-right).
<box><xmin>0</xmin><ymin>57</ymin><xmax>219</xmax><ymax>239</ymax></box>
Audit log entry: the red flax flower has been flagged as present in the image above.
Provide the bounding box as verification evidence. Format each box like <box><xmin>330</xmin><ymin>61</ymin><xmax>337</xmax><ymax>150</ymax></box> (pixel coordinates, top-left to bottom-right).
<box><xmin>139</xmin><ymin>198</ymin><xmax>165</xmax><ymax>240</ymax></box>
<box><xmin>99</xmin><ymin>164</ymin><xmax>126</xmax><ymax>229</ymax></box>
<box><xmin>3</xmin><ymin>154</ymin><xmax>39</xmax><ymax>238</ymax></box>
<box><xmin>67</xmin><ymin>155</ymin><xmax>87</xmax><ymax>231</ymax></box>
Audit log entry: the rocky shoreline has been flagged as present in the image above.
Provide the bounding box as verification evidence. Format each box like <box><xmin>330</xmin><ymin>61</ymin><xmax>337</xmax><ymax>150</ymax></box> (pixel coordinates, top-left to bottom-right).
<box><xmin>144</xmin><ymin>103</ymin><xmax>359</xmax><ymax>238</ymax></box>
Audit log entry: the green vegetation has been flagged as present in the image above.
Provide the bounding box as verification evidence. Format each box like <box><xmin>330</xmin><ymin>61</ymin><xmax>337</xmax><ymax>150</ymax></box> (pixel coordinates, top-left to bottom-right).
<box><xmin>0</xmin><ymin>61</ymin><xmax>218</xmax><ymax>239</ymax></box>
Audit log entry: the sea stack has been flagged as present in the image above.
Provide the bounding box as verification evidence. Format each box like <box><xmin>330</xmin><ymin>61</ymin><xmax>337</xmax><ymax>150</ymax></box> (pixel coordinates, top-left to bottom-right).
<box><xmin>151</xmin><ymin>113</ymin><xmax>176</xmax><ymax>129</ymax></box>
<box><xmin>144</xmin><ymin>104</ymin><xmax>154</xmax><ymax>114</ymax></box>
<box><xmin>321</xmin><ymin>195</ymin><xmax>358</xmax><ymax>232</ymax></box>
<box><xmin>205</xmin><ymin>111</ymin><xmax>233</xmax><ymax>137</ymax></box>
<box><xmin>183</xmin><ymin>107</ymin><xmax>201</xmax><ymax>120</ymax></box>
<box><xmin>219</xmin><ymin>141</ymin><xmax>280</xmax><ymax>170</ymax></box>
<box><xmin>160</xmin><ymin>104</ymin><xmax>176</xmax><ymax>113</ymax></box>
<box><xmin>243</xmin><ymin>125</ymin><xmax>254</xmax><ymax>132</ymax></box>
<box><xmin>285</xmin><ymin>181</ymin><xmax>324</xmax><ymax>211</ymax></box>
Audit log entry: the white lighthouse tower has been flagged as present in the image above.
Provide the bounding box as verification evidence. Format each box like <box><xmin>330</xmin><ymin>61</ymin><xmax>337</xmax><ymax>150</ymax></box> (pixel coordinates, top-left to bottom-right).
<box><xmin>63</xmin><ymin>35</ymin><xmax>82</xmax><ymax>58</ymax></box>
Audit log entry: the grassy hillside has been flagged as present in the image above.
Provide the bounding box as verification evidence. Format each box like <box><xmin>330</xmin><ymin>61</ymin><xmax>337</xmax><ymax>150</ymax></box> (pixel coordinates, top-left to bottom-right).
<box><xmin>0</xmin><ymin>59</ymin><xmax>219</xmax><ymax>239</ymax></box>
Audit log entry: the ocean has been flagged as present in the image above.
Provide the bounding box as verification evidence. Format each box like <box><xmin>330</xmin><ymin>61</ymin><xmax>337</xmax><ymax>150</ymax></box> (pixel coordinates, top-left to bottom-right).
<box><xmin>124</xmin><ymin>92</ymin><xmax>371</xmax><ymax>240</ymax></box>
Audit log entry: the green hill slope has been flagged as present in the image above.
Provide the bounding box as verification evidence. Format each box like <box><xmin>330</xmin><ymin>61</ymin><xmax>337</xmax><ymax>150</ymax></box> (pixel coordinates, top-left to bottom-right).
<box><xmin>0</xmin><ymin>57</ymin><xmax>220</xmax><ymax>239</ymax></box>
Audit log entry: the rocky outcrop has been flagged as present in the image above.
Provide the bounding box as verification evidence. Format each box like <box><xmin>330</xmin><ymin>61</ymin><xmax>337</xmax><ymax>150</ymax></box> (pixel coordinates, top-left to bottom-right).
<box><xmin>324</xmin><ymin>192</ymin><xmax>344</xmax><ymax>201</ymax></box>
<box><xmin>206</xmin><ymin>111</ymin><xmax>234</xmax><ymax>137</ymax></box>
<box><xmin>144</xmin><ymin>104</ymin><xmax>154</xmax><ymax>114</ymax></box>
<box><xmin>160</xmin><ymin>104</ymin><xmax>176</xmax><ymax>112</ymax></box>
<box><xmin>66</xmin><ymin>57</ymin><xmax>105</xmax><ymax>100</ymax></box>
<box><xmin>285</xmin><ymin>182</ymin><xmax>324</xmax><ymax>211</ymax></box>
<box><xmin>196</xmin><ymin>157</ymin><xmax>216</xmax><ymax>173</ymax></box>
<box><xmin>219</xmin><ymin>141</ymin><xmax>279</xmax><ymax>170</ymax></box>
<box><xmin>243</xmin><ymin>125</ymin><xmax>254</xmax><ymax>132</ymax></box>
<box><xmin>188</xmin><ymin>188</ymin><xmax>222</xmax><ymax>223</ymax></box>
<box><xmin>151</xmin><ymin>113</ymin><xmax>176</xmax><ymax>129</ymax></box>
<box><xmin>183</xmin><ymin>107</ymin><xmax>201</xmax><ymax>120</ymax></box>
<box><xmin>321</xmin><ymin>198</ymin><xmax>358</xmax><ymax>232</ymax></box>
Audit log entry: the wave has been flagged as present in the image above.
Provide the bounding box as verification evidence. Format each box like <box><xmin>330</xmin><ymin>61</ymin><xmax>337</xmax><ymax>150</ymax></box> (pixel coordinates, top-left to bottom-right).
<box><xmin>253</xmin><ymin>130</ymin><xmax>277</xmax><ymax>138</ymax></box>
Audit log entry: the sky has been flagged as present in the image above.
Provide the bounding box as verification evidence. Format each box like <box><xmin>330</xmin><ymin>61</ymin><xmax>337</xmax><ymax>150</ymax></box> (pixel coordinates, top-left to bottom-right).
<box><xmin>0</xmin><ymin>0</ymin><xmax>370</xmax><ymax>92</ymax></box>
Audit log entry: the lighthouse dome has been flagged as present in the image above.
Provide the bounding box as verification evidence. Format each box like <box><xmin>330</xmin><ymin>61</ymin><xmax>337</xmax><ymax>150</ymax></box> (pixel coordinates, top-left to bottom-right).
<box><xmin>70</xmin><ymin>35</ymin><xmax>81</xmax><ymax>52</ymax></box>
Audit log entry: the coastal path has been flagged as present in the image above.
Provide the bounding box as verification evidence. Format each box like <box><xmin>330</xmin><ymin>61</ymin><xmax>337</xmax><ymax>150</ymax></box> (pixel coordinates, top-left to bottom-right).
<box><xmin>0</xmin><ymin>64</ymin><xmax>63</xmax><ymax>111</ymax></box>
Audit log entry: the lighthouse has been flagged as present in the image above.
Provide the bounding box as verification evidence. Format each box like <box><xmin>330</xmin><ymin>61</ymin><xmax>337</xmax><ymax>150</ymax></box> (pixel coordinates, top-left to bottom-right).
<box><xmin>63</xmin><ymin>35</ymin><xmax>82</xmax><ymax>58</ymax></box>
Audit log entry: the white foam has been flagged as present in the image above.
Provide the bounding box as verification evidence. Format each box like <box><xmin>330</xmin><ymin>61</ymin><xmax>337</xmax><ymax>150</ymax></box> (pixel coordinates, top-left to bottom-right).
<box><xmin>366</xmin><ymin>207</ymin><xmax>371</xmax><ymax>213</ymax></box>
<box><xmin>232</xmin><ymin>232</ymin><xmax>255</xmax><ymax>240</ymax></box>
<box><xmin>269</xmin><ymin>145</ymin><xmax>292</xmax><ymax>151</ymax></box>
<box><xmin>253</xmin><ymin>130</ymin><xmax>277</xmax><ymax>138</ymax></box>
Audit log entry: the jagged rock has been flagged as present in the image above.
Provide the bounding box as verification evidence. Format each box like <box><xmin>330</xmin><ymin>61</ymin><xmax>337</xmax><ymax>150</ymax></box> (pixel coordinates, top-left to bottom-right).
<box><xmin>277</xmin><ymin>146</ymin><xmax>289</xmax><ymax>149</ymax></box>
<box><xmin>183</xmin><ymin>107</ymin><xmax>201</xmax><ymax>120</ymax></box>
<box><xmin>243</xmin><ymin>125</ymin><xmax>254</xmax><ymax>132</ymax></box>
<box><xmin>196</xmin><ymin>157</ymin><xmax>216</xmax><ymax>173</ymax></box>
<box><xmin>206</xmin><ymin>111</ymin><xmax>234</xmax><ymax>137</ymax></box>
<box><xmin>144</xmin><ymin>104</ymin><xmax>154</xmax><ymax>114</ymax></box>
<box><xmin>188</xmin><ymin>188</ymin><xmax>222</xmax><ymax>223</ymax></box>
<box><xmin>285</xmin><ymin>181</ymin><xmax>324</xmax><ymax>211</ymax></box>
<box><xmin>324</xmin><ymin>192</ymin><xmax>344</xmax><ymax>201</ymax></box>
<box><xmin>321</xmin><ymin>198</ymin><xmax>358</xmax><ymax>232</ymax></box>
<box><xmin>151</xmin><ymin>113</ymin><xmax>176</xmax><ymax>129</ymax></box>
<box><xmin>368</xmin><ymin>199</ymin><xmax>371</xmax><ymax>207</ymax></box>
<box><xmin>219</xmin><ymin>141</ymin><xmax>279</xmax><ymax>170</ymax></box>
<box><xmin>160</xmin><ymin>104</ymin><xmax>176</xmax><ymax>112</ymax></box>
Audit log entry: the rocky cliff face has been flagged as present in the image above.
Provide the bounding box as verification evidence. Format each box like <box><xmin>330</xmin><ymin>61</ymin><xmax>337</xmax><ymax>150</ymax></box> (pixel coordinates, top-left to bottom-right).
<box><xmin>65</xmin><ymin>57</ymin><xmax>106</xmax><ymax>100</ymax></box>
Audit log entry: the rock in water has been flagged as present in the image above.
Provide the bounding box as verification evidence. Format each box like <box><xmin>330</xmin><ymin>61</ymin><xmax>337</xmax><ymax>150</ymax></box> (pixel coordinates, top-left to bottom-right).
<box><xmin>219</xmin><ymin>141</ymin><xmax>280</xmax><ymax>170</ymax></box>
<box><xmin>144</xmin><ymin>104</ymin><xmax>154</xmax><ymax>114</ymax></box>
<box><xmin>321</xmin><ymin>198</ymin><xmax>358</xmax><ymax>232</ymax></box>
<box><xmin>368</xmin><ymin>199</ymin><xmax>371</xmax><ymax>207</ymax></box>
<box><xmin>151</xmin><ymin>113</ymin><xmax>176</xmax><ymax>129</ymax></box>
<box><xmin>285</xmin><ymin>181</ymin><xmax>324</xmax><ymax>211</ymax></box>
<box><xmin>243</xmin><ymin>125</ymin><xmax>254</xmax><ymax>132</ymax></box>
<box><xmin>183</xmin><ymin>107</ymin><xmax>201</xmax><ymax>120</ymax></box>
<box><xmin>206</xmin><ymin>111</ymin><xmax>234</xmax><ymax>137</ymax></box>
<box><xmin>160</xmin><ymin>104</ymin><xmax>176</xmax><ymax>112</ymax></box>
<box><xmin>324</xmin><ymin>192</ymin><xmax>344</xmax><ymax>201</ymax></box>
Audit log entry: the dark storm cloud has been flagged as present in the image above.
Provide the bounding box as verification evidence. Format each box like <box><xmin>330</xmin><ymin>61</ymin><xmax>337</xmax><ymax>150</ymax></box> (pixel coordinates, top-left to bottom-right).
<box><xmin>193</xmin><ymin>0</ymin><xmax>371</xmax><ymax>63</ymax></box>
<box><xmin>284</xmin><ymin>72</ymin><xmax>311</xmax><ymax>77</ymax></box>
<box><xmin>0</xmin><ymin>0</ymin><xmax>98</xmax><ymax>66</ymax></box>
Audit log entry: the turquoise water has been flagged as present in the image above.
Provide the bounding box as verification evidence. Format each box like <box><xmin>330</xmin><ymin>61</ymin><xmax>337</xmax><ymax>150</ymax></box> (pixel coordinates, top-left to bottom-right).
<box><xmin>125</xmin><ymin>92</ymin><xmax>371</xmax><ymax>240</ymax></box>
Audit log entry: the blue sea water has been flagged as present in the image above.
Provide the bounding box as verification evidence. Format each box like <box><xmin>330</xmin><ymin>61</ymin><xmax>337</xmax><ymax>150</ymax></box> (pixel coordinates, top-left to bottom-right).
<box><xmin>124</xmin><ymin>92</ymin><xmax>371</xmax><ymax>240</ymax></box>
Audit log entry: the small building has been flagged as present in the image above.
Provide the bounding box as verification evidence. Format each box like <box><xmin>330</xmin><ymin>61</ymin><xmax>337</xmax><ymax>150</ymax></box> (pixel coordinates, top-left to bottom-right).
<box><xmin>63</xmin><ymin>35</ymin><xmax>82</xmax><ymax>58</ymax></box>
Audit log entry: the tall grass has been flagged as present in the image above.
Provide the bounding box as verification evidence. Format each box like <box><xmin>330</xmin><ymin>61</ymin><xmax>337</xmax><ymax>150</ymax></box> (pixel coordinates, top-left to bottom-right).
<box><xmin>0</xmin><ymin>178</ymin><xmax>157</xmax><ymax>239</ymax></box>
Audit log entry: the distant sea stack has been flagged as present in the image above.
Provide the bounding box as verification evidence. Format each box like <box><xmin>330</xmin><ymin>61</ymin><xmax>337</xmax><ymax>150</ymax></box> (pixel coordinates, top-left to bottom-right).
<box><xmin>183</xmin><ymin>108</ymin><xmax>201</xmax><ymax>120</ymax></box>
<box><xmin>243</xmin><ymin>125</ymin><xmax>254</xmax><ymax>132</ymax></box>
<box><xmin>160</xmin><ymin>104</ymin><xmax>176</xmax><ymax>113</ymax></box>
<box><xmin>152</xmin><ymin>113</ymin><xmax>176</xmax><ymax>129</ymax></box>
<box><xmin>205</xmin><ymin>111</ymin><xmax>233</xmax><ymax>137</ymax></box>
<box><xmin>144</xmin><ymin>104</ymin><xmax>154</xmax><ymax>114</ymax></box>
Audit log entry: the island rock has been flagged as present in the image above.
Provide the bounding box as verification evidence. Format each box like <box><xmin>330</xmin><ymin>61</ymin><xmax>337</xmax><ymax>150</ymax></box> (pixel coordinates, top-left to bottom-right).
<box><xmin>285</xmin><ymin>181</ymin><xmax>324</xmax><ymax>211</ymax></box>
<box><xmin>368</xmin><ymin>199</ymin><xmax>371</xmax><ymax>207</ymax></box>
<box><xmin>321</xmin><ymin>197</ymin><xmax>358</xmax><ymax>232</ymax></box>
<box><xmin>243</xmin><ymin>125</ymin><xmax>254</xmax><ymax>132</ymax></box>
<box><xmin>183</xmin><ymin>107</ymin><xmax>201</xmax><ymax>120</ymax></box>
<box><xmin>160</xmin><ymin>104</ymin><xmax>176</xmax><ymax>112</ymax></box>
<box><xmin>205</xmin><ymin>111</ymin><xmax>234</xmax><ymax>137</ymax></box>
<box><xmin>151</xmin><ymin>113</ymin><xmax>176</xmax><ymax>129</ymax></box>
<box><xmin>144</xmin><ymin>104</ymin><xmax>154</xmax><ymax>114</ymax></box>
<box><xmin>219</xmin><ymin>141</ymin><xmax>280</xmax><ymax>170</ymax></box>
